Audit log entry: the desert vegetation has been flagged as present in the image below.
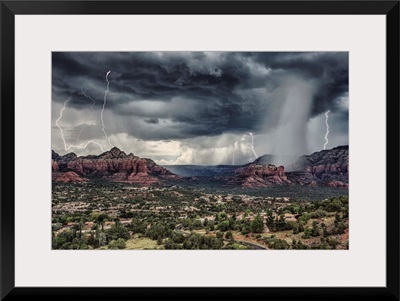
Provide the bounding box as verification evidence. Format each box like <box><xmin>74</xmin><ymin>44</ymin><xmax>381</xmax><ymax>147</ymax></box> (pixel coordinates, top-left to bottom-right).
<box><xmin>52</xmin><ymin>182</ymin><xmax>348</xmax><ymax>250</ymax></box>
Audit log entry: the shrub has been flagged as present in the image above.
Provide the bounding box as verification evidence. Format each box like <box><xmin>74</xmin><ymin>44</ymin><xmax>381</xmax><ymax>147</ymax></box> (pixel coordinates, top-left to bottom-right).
<box><xmin>292</xmin><ymin>224</ymin><xmax>299</xmax><ymax>234</ymax></box>
<box><xmin>223</xmin><ymin>243</ymin><xmax>249</xmax><ymax>250</ymax></box>
<box><xmin>52</xmin><ymin>223</ymin><xmax>62</xmax><ymax>231</ymax></box>
<box><xmin>325</xmin><ymin>199</ymin><xmax>343</xmax><ymax>212</ymax></box>
<box><xmin>263</xmin><ymin>236</ymin><xmax>290</xmax><ymax>249</ymax></box>
<box><xmin>302</xmin><ymin>228</ymin><xmax>313</xmax><ymax>239</ymax></box>
<box><xmin>225</xmin><ymin>231</ymin><xmax>233</xmax><ymax>240</ymax></box>
<box><xmin>298</xmin><ymin>212</ymin><xmax>310</xmax><ymax>224</ymax></box>
<box><xmin>108</xmin><ymin>238</ymin><xmax>126</xmax><ymax>249</ymax></box>
<box><xmin>218</xmin><ymin>221</ymin><xmax>230</xmax><ymax>232</ymax></box>
<box><xmin>107</xmin><ymin>224</ymin><xmax>130</xmax><ymax>241</ymax></box>
<box><xmin>310</xmin><ymin>209</ymin><xmax>328</xmax><ymax>219</ymax></box>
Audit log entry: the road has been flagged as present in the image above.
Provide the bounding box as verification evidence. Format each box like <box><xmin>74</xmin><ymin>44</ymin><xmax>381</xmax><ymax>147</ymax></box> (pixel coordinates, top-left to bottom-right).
<box><xmin>234</xmin><ymin>240</ymin><xmax>269</xmax><ymax>250</ymax></box>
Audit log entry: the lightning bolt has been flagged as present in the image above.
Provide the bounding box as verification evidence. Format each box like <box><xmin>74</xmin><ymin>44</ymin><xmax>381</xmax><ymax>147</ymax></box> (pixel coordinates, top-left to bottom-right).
<box><xmin>323</xmin><ymin>110</ymin><xmax>330</xmax><ymax>150</ymax></box>
<box><xmin>249</xmin><ymin>132</ymin><xmax>258</xmax><ymax>159</ymax></box>
<box><xmin>75</xmin><ymin>86</ymin><xmax>96</xmax><ymax>144</ymax></box>
<box><xmin>73</xmin><ymin>140</ymin><xmax>105</xmax><ymax>152</ymax></box>
<box><xmin>56</xmin><ymin>96</ymin><xmax>105</xmax><ymax>152</ymax></box>
<box><xmin>56</xmin><ymin>96</ymin><xmax>71</xmax><ymax>151</ymax></box>
<box><xmin>101</xmin><ymin>70</ymin><xmax>113</xmax><ymax>147</ymax></box>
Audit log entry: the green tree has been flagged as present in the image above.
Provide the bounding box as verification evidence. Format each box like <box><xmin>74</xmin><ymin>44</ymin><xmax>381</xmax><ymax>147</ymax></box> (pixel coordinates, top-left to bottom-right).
<box><xmin>312</xmin><ymin>221</ymin><xmax>319</xmax><ymax>237</ymax></box>
<box><xmin>275</xmin><ymin>214</ymin><xmax>287</xmax><ymax>231</ymax></box>
<box><xmin>218</xmin><ymin>212</ymin><xmax>228</xmax><ymax>221</ymax></box>
<box><xmin>76</xmin><ymin>218</ymin><xmax>83</xmax><ymax>238</ymax></box>
<box><xmin>321</xmin><ymin>223</ymin><xmax>329</xmax><ymax>237</ymax></box>
<box><xmin>218</xmin><ymin>221</ymin><xmax>229</xmax><ymax>232</ymax></box>
<box><xmin>335</xmin><ymin>222</ymin><xmax>346</xmax><ymax>234</ymax></box>
<box><xmin>302</xmin><ymin>228</ymin><xmax>313</xmax><ymax>239</ymax></box>
<box><xmin>292</xmin><ymin>223</ymin><xmax>299</xmax><ymax>234</ymax></box>
<box><xmin>266</xmin><ymin>210</ymin><xmax>275</xmax><ymax>230</ymax></box>
<box><xmin>228</xmin><ymin>218</ymin><xmax>236</xmax><ymax>230</ymax></box>
<box><xmin>193</xmin><ymin>219</ymin><xmax>203</xmax><ymax>229</ymax></box>
<box><xmin>95</xmin><ymin>213</ymin><xmax>108</xmax><ymax>232</ymax></box>
<box><xmin>298</xmin><ymin>221</ymin><xmax>305</xmax><ymax>233</ymax></box>
<box><xmin>209</xmin><ymin>220</ymin><xmax>215</xmax><ymax>231</ymax></box>
<box><xmin>327</xmin><ymin>238</ymin><xmax>340</xmax><ymax>249</ymax></box>
<box><xmin>319</xmin><ymin>238</ymin><xmax>331</xmax><ymax>249</ymax></box>
<box><xmin>326</xmin><ymin>199</ymin><xmax>343</xmax><ymax>212</ymax></box>
<box><xmin>250</xmin><ymin>214</ymin><xmax>264</xmax><ymax>233</ymax></box>
<box><xmin>334</xmin><ymin>213</ymin><xmax>342</xmax><ymax>226</ymax></box>
<box><xmin>97</xmin><ymin>231</ymin><xmax>107</xmax><ymax>247</ymax></box>
<box><xmin>106</xmin><ymin>223</ymin><xmax>130</xmax><ymax>241</ymax></box>
<box><xmin>241</xmin><ymin>223</ymin><xmax>250</xmax><ymax>235</ymax></box>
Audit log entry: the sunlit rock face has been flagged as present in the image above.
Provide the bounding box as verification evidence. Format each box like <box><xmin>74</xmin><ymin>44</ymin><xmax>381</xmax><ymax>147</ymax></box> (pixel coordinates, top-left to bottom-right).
<box><xmin>51</xmin><ymin>147</ymin><xmax>179</xmax><ymax>185</ymax></box>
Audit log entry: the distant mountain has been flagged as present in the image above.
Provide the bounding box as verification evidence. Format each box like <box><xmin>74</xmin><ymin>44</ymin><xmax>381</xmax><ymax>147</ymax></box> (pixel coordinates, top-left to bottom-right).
<box><xmin>230</xmin><ymin>146</ymin><xmax>348</xmax><ymax>188</ymax></box>
<box><xmin>288</xmin><ymin>145</ymin><xmax>348</xmax><ymax>181</ymax></box>
<box><xmin>247</xmin><ymin>154</ymin><xmax>300</xmax><ymax>169</ymax></box>
<box><xmin>52</xmin><ymin>146</ymin><xmax>349</xmax><ymax>188</ymax></box>
<box><xmin>164</xmin><ymin>155</ymin><xmax>299</xmax><ymax>178</ymax></box>
<box><xmin>52</xmin><ymin>147</ymin><xmax>179</xmax><ymax>185</ymax></box>
<box><xmin>163</xmin><ymin>165</ymin><xmax>238</xmax><ymax>177</ymax></box>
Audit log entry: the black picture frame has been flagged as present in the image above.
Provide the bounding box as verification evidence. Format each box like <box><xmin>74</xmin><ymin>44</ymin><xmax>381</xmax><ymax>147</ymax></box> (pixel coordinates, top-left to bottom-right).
<box><xmin>1</xmin><ymin>1</ymin><xmax>399</xmax><ymax>300</ymax></box>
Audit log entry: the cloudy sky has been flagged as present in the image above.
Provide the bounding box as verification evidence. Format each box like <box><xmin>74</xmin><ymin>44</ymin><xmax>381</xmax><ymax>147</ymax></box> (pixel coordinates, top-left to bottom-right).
<box><xmin>52</xmin><ymin>52</ymin><xmax>348</xmax><ymax>165</ymax></box>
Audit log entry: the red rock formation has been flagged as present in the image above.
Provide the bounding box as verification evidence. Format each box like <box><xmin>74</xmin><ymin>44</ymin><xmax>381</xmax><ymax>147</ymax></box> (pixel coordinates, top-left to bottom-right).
<box><xmin>52</xmin><ymin>160</ymin><xmax>59</xmax><ymax>172</ymax></box>
<box><xmin>277</xmin><ymin>165</ymin><xmax>285</xmax><ymax>177</ymax></box>
<box><xmin>52</xmin><ymin>171</ymin><xmax>88</xmax><ymax>183</ymax></box>
<box><xmin>234</xmin><ymin>164</ymin><xmax>289</xmax><ymax>188</ymax></box>
<box><xmin>52</xmin><ymin>147</ymin><xmax>179</xmax><ymax>185</ymax></box>
<box><xmin>325</xmin><ymin>180</ymin><xmax>349</xmax><ymax>188</ymax></box>
<box><xmin>288</xmin><ymin>145</ymin><xmax>348</xmax><ymax>180</ymax></box>
<box><xmin>309</xmin><ymin>180</ymin><xmax>318</xmax><ymax>187</ymax></box>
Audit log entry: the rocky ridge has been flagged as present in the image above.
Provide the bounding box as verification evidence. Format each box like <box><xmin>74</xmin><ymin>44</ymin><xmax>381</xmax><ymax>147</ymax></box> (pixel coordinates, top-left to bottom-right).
<box><xmin>232</xmin><ymin>146</ymin><xmax>348</xmax><ymax>188</ymax></box>
<box><xmin>52</xmin><ymin>146</ymin><xmax>348</xmax><ymax>188</ymax></box>
<box><xmin>234</xmin><ymin>164</ymin><xmax>290</xmax><ymax>188</ymax></box>
<box><xmin>287</xmin><ymin>145</ymin><xmax>348</xmax><ymax>187</ymax></box>
<box><xmin>52</xmin><ymin>147</ymin><xmax>179</xmax><ymax>185</ymax></box>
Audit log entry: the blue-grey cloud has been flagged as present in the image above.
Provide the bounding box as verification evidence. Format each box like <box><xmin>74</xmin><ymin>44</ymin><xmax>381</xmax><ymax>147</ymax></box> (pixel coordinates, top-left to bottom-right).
<box><xmin>52</xmin><ymin>52</ymin><xmax>348</xmax><ymax>144</ymax></box>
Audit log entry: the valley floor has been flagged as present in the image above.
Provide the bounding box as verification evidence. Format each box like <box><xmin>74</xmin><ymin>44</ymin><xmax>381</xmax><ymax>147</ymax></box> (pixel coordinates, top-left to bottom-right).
<box><xmin>52</xmin><ymin>182</ymin><xmax>349</xmax><ymax>250</ymax></box>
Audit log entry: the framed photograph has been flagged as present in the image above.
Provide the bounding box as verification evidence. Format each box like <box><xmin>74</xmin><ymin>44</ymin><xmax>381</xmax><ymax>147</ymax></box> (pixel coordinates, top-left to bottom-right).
<box><xmin>1</xmin><ymin>0</ymin><xmax>399</xmax><ymax>300</ymax></box>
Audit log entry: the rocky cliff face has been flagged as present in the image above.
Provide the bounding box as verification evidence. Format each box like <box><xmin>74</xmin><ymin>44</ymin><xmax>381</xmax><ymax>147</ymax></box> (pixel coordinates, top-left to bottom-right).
<box><xmin>52</xmin><ymin>146</ymin><xmax>349</xmax><ymax>188</ymax></box>
<box><xmin>287</xmin><ymin>145</ymin><xmax>348</xmax><ymax>187</ymax></box>
<box><xmin>233</xmin><ymin>164</ymin><xmax>291</xmax><ymax>188</ymax></box>
<box><xmin>52</xmin><ymin>147</ymin><xmax>178</xmax><ymax>185</ymax></box>
<box><xmin>230</xmin><ymin>146</ymin><xmax>348</xmax><ymax>188</ymax></box>
<box><xmin>52</xmin><ymin>171</ymin><xmax>88</xmax><ymax>183</ymax></box>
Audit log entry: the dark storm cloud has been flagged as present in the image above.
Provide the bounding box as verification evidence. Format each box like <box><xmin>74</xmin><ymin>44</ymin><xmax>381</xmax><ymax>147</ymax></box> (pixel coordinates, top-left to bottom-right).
<box><xmin>144</xmin><ymin>118</ymin><xmax>159</xmax><ymax>124</ymax></box>
<box><xmin>252</xmin><ymin>52</ymin><xmax>348</xmax><ymax>115</ymax></box>
<box><xmin>52</xmin><ymin>52</ymin><xmax>348</xmax><ymax>140</ymax></box>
